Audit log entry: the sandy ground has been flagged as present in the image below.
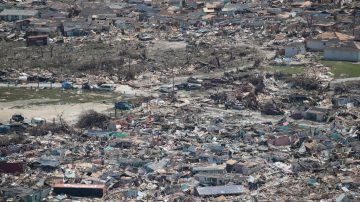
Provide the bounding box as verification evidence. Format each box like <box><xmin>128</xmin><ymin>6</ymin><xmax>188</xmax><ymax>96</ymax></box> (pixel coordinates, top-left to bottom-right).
<box><xmin>148</xmin><ymin>40</ymin><xmax>187</xmax><ymax>53</ymax></box>
<box><xmin>0</xmin><ymin>84</ymin><xmax>151</xmax><ymax>125</ymax></box>
<box><xmin>0</xmin><ymin>100</ymin><xmax>113</xmax><ymax>125</ymax></box>
<box><xmin>0</xmin><ymin>84</ymin><xmax>154</xmax><ymax>125</ymax></box>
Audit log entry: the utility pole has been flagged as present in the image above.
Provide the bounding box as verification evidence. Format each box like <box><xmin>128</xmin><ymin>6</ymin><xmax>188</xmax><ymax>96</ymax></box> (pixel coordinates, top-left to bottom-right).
<box><xmin>128</xmin><ymin>54</ymin><xmax>131</xmax><ymax>77</ymax></box>
<box><xmin>165</xmin><ymin>49</ymin><xmax>175</xmax><ymax>100</ymax></box>
<box><xmin>172</xmin><ymin>64</ymin><xmax>175</xmax><ymax>96</ymax></box>
<box><xmin>353</xmin><ymin>8</ymin><xmax>357</xmax><ymax>36</ymax></box>
<box><xmin>126</xmin><ymin>43</ymin><xmax>132</xmax><ymax>80</ymax></box>
<box><xmin>50</xmin><ymin>45</ymin><xmax>54</xmax><ymax>58</ymax></box>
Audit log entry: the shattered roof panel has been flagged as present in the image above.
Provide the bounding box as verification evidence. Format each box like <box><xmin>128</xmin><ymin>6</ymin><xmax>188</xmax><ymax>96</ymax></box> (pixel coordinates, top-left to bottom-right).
<box><xmin>327</xmin><ymin>41</ymin><xmax>360</xmax><ymax>50</ymax></box>
<box><xmin>0</xmin><ymin>9</ymin><xmax>39</xmax><ymax>16</ymax></box>
<box><xmin>313</xmin><ymin>32</ymin><xmax>354</xmax><ymax>41</ymax></box>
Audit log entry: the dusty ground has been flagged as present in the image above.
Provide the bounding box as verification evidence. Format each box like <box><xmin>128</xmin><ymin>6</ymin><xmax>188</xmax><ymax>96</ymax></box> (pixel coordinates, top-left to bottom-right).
<box><xmin>147</xmin><ymin>40</ymin><xmax>187</xmax><ymax>53</ymax></box>
<box><xmin>0</xmin><ymin>100</ymin><xmax>112</xmax><ymax>124</ymax></box>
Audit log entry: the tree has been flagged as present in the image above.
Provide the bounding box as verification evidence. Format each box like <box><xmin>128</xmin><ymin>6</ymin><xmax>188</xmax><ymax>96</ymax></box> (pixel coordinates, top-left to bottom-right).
<box><xmin>49</xmin><ymin>45</ymin><xmax>55</xmax><ymax>58</ymax></box>
<box><xmin>159</xmin><ymin>49</ymin><xmax>177</xmax><ymax>98</ymax></box>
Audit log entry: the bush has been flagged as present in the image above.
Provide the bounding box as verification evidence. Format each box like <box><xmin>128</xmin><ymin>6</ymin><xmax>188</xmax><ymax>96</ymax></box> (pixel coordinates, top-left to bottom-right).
<box><xmin>76</xmin><ymin>110</ymin><xmax>110</xmax><ymax>129</ymax></box>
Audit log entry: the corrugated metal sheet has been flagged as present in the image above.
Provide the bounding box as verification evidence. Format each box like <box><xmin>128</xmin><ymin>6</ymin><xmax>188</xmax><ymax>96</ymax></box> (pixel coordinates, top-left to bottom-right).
<box><xmin>196</xmin><ymin>185</ymin><xmax>245</xmax><ymax>196</ymax></box>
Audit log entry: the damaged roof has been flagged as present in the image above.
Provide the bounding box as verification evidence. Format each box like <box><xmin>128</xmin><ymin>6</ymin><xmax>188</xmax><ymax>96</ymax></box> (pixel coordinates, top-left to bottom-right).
<box><xmin>312</xmin><ymin>32</ymin><xmax>354</xmax><ymax>41</ymax></box>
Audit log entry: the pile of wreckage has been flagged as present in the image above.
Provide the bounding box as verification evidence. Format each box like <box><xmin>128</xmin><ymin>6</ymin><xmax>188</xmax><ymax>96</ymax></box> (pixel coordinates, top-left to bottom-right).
<box><xmin>1</xmin><ymin>70</ymin><xmax>360</xmax><ymax>201</ymax></box>
<box><xmin>0</xmin><ymin>0</ymin><xmax>360</xmax><ymax>201</ymax></box>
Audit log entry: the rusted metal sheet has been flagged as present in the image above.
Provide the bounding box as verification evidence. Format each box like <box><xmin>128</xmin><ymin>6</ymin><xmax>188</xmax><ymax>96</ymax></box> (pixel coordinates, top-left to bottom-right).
<box><xmin>0</xmin><ymin>162</ymin><xmax>25</xmax><ymax>173</ymax></box>
<box><xmin>267</xmin><ymin>136</ymin><xmax>291</xmax><ymax>146</ymax></box>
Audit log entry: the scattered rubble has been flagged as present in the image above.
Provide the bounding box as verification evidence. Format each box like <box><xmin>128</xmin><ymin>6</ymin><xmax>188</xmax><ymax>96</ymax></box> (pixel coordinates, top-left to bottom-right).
<box><xmin>0</xmin><ymin>0</ymin><xmax>360</xmax><ymax>201</ymax></box>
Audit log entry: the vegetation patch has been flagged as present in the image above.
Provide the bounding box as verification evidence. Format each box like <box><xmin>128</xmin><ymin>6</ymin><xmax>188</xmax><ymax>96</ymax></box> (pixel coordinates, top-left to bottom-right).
<box><xmin>0</xmin><ymin>87</ymin><xmax>121</xmax><ymax>104</ymax></box>
<box><xmin>321</xmin><ymin>60</ymin><xmax>360</xmax><ymax>78</ymax></box>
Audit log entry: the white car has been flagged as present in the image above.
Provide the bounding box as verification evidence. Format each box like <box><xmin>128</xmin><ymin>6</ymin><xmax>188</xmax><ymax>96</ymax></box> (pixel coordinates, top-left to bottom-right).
<box><xmin>97</xmin><ymin>84</ymin><xmax>115</xmax><ymax>91</ymax></box>
<box><xmin>31</xmin><ymin>117</ymin><xmax>46</xmax><ymax>126</ymax></box>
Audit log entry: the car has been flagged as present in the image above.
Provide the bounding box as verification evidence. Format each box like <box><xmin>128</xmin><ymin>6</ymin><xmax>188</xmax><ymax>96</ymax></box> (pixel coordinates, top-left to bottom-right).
<box><xmin>167</xmin><ymin>35</ymin><xmax>184</xmax><ymax>42</ymax></box>
<box><xmin>40</xmin><ymin>76</ymin><xmax>53</xmax><ymax>82</ymax></box>
<box><xmin>115</xmin><ymin>102</ymin><xmax>133</xmax><ymax>110</ymax></box>
<box><xmin>31</xmin><ymin>117</ymin><xmax>46</xmax><ymax>126</ymax></box>
<box><xmin>97</xmin><ymin>84</ymin><xmax>115</xmax><ymax>92</ymax></box>
<box><xmin>175</xmin><ymin>83</ymin><xmax>201</xmax><ymax>91</ymax></box>
<box><xmin>225</xmin><ymin>101</ymin><xmax>245</xmax><ymax>110</ymax></box>
<box><xmin>186</xmin><ymin>83</ymin><xmax>202</xmax><ymax>90</ymax></box>
<box><xmin>201</xmin><ymin>80</ymin><xmax>217</xmax><ymax>88</ymax></box>
<box><xmin>61</xmin><ymin>81</ymin><xmax>73</xmax><ymax>90</ymax></box>
<box><xmin>196</xmin><ymin>29</ymin><xmax>209</xmax><ymax>34</ymax></box>
<box><xmin>138</xmin><ymin>33</ymin><xmax>154</xmax><ymax>41</ymax></box>
<box><xmin>0</xmin><ymin>76</ymin><xmax>7</xmax><ymax>82</ymax></box>
<box><xmin>82</xmin><ymin>82</ymin><xmax>97</xmax><ymax>90</ymax></box>
<box><xmin>175</xmin><ymin>83</ymin><xmax>188</xmax><ymax>90</ymax></box>
<box><xmin>0</xmin><ymin>125</ymin><xmax>10</xmax><ymax>134</ymax></box>
<box><xmin>187</xmin><ymin>77</ymin><xmax>203</xmax><ymax>84</ymax></box>
<box><xmin>186</xmin><ymin>44</ymin><xmax>195</xmax><ymax>49</ymax></box>
<box><xmin>158</xmin><ymin>86</ymin><xmax>173</xmax><ymax>93</ymax></box>
<box><xmin>211</xmin><ymin>77</ymin><xmax>229</xmax><ymax>84</ymax></box>
<box><xmin>9</xmin><ymin>123</ymin><xmax>27</xmax><ymax>132</ymax></box>
<box><xmin>10</xmin><ymin>114</ymin><xmax>24</xmax><ymax>123</ymax></box>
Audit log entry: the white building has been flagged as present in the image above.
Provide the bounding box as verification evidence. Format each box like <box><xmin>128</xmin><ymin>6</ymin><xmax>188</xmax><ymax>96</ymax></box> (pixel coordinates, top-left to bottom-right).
<box><xmin>324</xmin><ymin>42</ymin><xmax>360</xmax><ymax>62</ymax></box>
<box><xmin>306</xmin><ymin>32</ymin><xmax>354</xmax><ymax>51</ymax></box>
<box><xmin>285</xmin><ymin>42</ymin><xmax>306</xmax><ymax>57</ymax></box>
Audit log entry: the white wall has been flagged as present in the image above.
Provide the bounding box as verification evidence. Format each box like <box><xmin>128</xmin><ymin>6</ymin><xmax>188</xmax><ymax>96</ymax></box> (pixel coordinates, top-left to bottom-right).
<box><xmin>324</xmin><ymin>49</ymin><xmax>360</xmax><ymax>62</ymax></box>
<box><xmin>306</xmin><ymin>40</ymin><xmax>336</xmax><ymax>51</ymax></box>
<box><xmin>285</xmin><ymin>47</ymin><xmax>297</xmax><ymax>57</ymax></box>
<box><xmin>285</xmin><ymin>45</ymin><xmax>306</xmax><ymax>57</ymax></box>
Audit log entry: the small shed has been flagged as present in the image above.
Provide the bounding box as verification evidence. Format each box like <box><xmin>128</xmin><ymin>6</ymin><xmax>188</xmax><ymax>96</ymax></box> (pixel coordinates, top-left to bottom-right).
<box><xmin>26</xmin><ymin>35</ymin><xmax>49</xmax><ymax>46</ymax></box>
